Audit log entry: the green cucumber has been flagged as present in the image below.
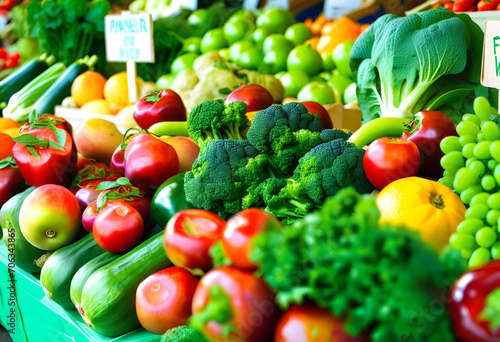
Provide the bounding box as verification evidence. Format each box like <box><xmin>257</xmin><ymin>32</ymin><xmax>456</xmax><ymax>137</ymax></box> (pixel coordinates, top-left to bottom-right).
<box><xmin>0</xmin><ymin>54</ymin><xmax>54</xmax><ymax>105</ymax></box>
<box><xmin>70</xmin><ymin>251</ymin><xmax>120</xmax><ymax>312</ymax></box>
<box><xmin>80</xmin><ymin>232</ymin><xmax>172</xmax><ymax>337</ymax></box>
<box><xmin>34</xmin><ymin>55</ymin><xmax>98</xmax><ymax>115</ymax></box>
<box><xmin>40</xmin><ymin>233</ymin><xmax>106</xmax><ymax>308</ymax></box>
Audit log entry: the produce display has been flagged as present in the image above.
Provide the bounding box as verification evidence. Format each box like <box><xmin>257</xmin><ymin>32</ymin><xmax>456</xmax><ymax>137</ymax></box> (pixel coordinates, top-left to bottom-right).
<box><xmin>3</xmin><ymin>1</ymin><xmax>500</xmax><ymax>342</ymax></box>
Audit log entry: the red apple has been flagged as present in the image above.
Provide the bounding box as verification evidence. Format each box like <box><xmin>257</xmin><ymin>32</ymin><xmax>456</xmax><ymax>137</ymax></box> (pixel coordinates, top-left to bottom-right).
<box><xmin>300</xmin><ymin>101</ymin><xmax>333</xmax><ymax>129</ymax></box>
<box><xmin>225</xmin><ymin>84</ymin><xmax>274</xmax><ymax>112</ymax></box>
<box><xmin>163</xmin><ymin>136</ymin><xmax>200</xmax><ymax>173</ymax></box>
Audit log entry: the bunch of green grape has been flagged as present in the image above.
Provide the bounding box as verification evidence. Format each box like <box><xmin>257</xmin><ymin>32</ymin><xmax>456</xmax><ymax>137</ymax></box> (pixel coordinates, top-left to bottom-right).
<box><xmin>441</xmin><ymin>96</ymin><xmax>500</xmax><ymax>267</ymax></box>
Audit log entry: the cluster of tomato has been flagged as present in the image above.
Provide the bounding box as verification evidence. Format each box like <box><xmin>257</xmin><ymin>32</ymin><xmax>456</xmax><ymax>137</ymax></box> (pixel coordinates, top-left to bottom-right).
<box><xmin>432</xmin><ymin>0</ymin><xmax>500</xmax><ymax>12</ymax></box>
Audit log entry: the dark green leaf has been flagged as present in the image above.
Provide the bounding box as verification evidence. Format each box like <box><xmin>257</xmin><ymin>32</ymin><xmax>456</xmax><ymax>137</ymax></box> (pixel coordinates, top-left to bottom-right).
<box><xmin>96</xmin><ymin>181</ymin><xmax>120</xmax><ymax>191</ymax></box>
<box><xmin>218</xmin><ymin>88</ymin><xmax>232</xmax><ymax>95</ymax></box>
<box><xmin>116</xmin><ymin>177</ymin><xmax>132</xmax><ymax>186</ymax></box>
<box><xmin>214</xmin><ymin>60</ymin><xmax>230</xmax><ymax>70</ymax></box>
<box><xmin>12</xmin><ymin>134</ymin><xmax>49</xmax><ymax>148</ymax></box>
<box><xmin>0</xmin><ymin>157</ymin><xmax>17</xmax><ymax>169</ymax></box>
<box><xmin>48</xmin><ymin>140</ymin><xmax>65</xmax><ymax>151</ymax></box>
<box><xmin>26</xmin><ymin>146</ymin><xmax>40</xmax><ymax>159</ymax></box>
<box><xmin>55</xmin><ymin>128</ymin><xmax>67</xmax><ymax>146</ymax></box>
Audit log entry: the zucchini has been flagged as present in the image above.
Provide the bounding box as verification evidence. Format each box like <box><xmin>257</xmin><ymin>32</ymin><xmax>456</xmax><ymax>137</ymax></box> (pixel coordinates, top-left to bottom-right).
<box><xmin>0</xmin><ymin>187</ymin><xmax>46</xmax><ymax>273</ymax></box>
<box><xmin>40</xmin><ymin>233</ymin><xmax>106</xmax><ymax>308</ymax></box>
<box><xmin>80</xmin><ymin>232</ymin><xmax>172</xmax><ymax>337</ymax></box>
<box><xmin>34</xmin><ymin>55</ymin><xmax>98</xmax><ymax>115</ymax></box>
<box><xmin>70</xmin><ymin>251</ymin><xmax>120</xmax><ymax>312</ymax></box>
<box><xmin>0</xmin><ymin>54</ymin><xmax>54</xmax><ymax>105</ymax></box>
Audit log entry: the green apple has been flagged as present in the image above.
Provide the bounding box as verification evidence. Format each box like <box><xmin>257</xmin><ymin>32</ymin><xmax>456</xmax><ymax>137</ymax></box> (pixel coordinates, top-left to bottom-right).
<box><xmin>287</xmin><ymin>44</ymin><xmax>323</xmax><ymax>77</ymax></box>
<box><xmin>200</xmin><ymin>28</ymin><xmax>228</xmax><ymax>54</ymax></box>
<box><xmin>284</xmin><ymin>22</ymin><xmax>313</xmax><ymax>46</ymax></box>
<box><xmin>297</xmin><ymin>81</ymin><xmax>336</xmax><ymax>104</ymax></box>
<box><xmin>263</xmin><ymin>34</ymin><xmax>294</xmax><ymax>54</ymax></box>
<box><xmin>256</xmin><ymin>7</ymin><xmax>296</xmax><ymax>34</ymax></box>
<box><xmin>279</xmin><ymin>70</ymin><xmax>310</xmax><ymax>97</ymax></box>
<box><xmin>170</xmin><ymin>53</ymin><xmax>199</xmax><ymax>74</ymax></box>
<box><xmin>332</xmin><ymin>41</ymin><xmax>354</xmax><ymax>77</ymax></box>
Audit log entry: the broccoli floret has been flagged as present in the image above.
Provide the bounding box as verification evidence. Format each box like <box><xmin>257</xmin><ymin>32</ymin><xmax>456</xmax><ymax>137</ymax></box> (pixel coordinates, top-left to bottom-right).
<box><xmin>292</xmin><ymin>138</ymin><xmax>374</xmax><ymax>204</ymax></box>
<box><xmin>251</xmin><ymin>187</ymin><xmax>467</xmax><ymax>342</ymax></box>
<box><xmin>246</xmin><ymin>103</ymin><xmax>325</xmax><ymax>176</ymax></box>
<box><xmin>187</xmin><ymin>99</ymin><xmax>249</xmax><ymax>150</ymax></box>
<box><xmin>160</xmin><ymin>326</ymin><xmax>207</xmax><ymax>342</ymax></box>
<box><xmin>184</xmin><ymin>139</ymin><xmax>257</xmax><ymax>218</ymax></box>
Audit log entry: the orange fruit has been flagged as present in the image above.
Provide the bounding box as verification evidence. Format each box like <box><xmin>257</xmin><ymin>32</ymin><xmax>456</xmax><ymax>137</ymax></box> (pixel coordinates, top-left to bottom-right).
<box><xmin>376</xmin><ymin>177</ymin><xmax>466</xmax><ymax>251</ymax></box>
<box><xmin>81</xmin><ymin>99</ymin><xmax>121</xmax><ymax>115</ymax></box>
<box><xmin>71</xmin><ymin>71</ymin><xmax>107</xmax><ymax>108</ymax></box>
<box><xmin>0</xmin><ymin>132</ymin><xmax>14</xmax><ymax>160</ymax></box>
<box><xmin>0</xmin><ymin>118</ymin><xmax>20</xmax><ymax>131</ymax></box>
<box><xmin>104</xmin><ymin>71</ymin><xmax>141</xmax><ymax>108</ymax></box>
<box><xmin>1</xmin><ymin>127</ymin><xmax>20</xmax><ymax>138</ymax></box>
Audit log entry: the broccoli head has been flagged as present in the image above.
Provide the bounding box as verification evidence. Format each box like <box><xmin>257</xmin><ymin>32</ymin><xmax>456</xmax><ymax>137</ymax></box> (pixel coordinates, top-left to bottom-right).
<box><xmin>160</xmin><ymin>326</ymin><xmax>207</xmax><ymax>342</ymax></box>
<box><xmin>246</xmin><ymin>102</ymin><xmax>325</xmax><ymax>176</ymax></box>
<box><xmin>292</xmin><ymin>138</ymin><xmax>374</xmax><ymax>204</ymax></box>
<box><xmin>187</xmin><ymin>99</ymin><xmax>250</xmax><ymax>150</ymax></box>
<box><xmin>185</xmin><ymin>139</ymin><xmax>283</xmax><ymax>219</ymax></box>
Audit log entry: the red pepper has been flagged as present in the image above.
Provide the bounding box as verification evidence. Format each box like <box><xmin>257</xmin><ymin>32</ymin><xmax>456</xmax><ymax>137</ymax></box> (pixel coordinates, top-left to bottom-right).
<box><xmin>0</xmin><ymin>48</ymin><xmax>7</xmax><ymax>60</ymax></box>
<box><xmin>453</xmin><ymin>0</ymin><xmax>476</xmax><ymax>11</ymax></box>
<box><xmin>449</xmin><ymin>260</ymin><xmax>500</xmax><ymax>341</ymax></box>
<box><xmin>11</xmin><ymin>128</ymin><xmax>78</xmax><ymax>187</ymax></box>
<box><xmin>478</xmin><ymin>0</ymin><xmax>500</xmax><ymax>10</ymax></box>
<box><xmin>5</xmin><ymin>52</ymin><xmax>20</xmax><ymax>69</ymax></box>
<box><xmin>124</xmin><ymin>133</ymin><xmax>179</xmax><ymax>194</ymax></box>
<box><xmin>133</xmin><ymin>89</ymin><xmax>186</xmax><ymax>130</ymax></box>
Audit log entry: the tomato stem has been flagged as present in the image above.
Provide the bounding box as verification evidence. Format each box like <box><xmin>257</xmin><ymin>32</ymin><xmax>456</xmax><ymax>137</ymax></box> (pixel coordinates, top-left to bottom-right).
<box><xmin>430</xmin><ymin>193</ymin><xmax>445</xmax><ymax>209</ymax></box>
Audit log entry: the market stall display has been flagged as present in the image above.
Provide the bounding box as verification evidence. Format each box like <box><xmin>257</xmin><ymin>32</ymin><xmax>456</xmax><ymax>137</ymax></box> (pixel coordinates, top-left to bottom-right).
<box><xmin>2</xmin><ymin>0</ymin><xmax>500</xmax><ymax>341</ymax></box>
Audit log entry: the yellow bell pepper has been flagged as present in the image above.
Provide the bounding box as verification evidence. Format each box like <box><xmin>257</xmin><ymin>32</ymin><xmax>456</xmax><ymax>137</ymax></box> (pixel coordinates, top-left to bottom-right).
<box><xmin>376</xmin><ymin>176</ymin><xmax>466</xmax><ymax>251</ymax></box>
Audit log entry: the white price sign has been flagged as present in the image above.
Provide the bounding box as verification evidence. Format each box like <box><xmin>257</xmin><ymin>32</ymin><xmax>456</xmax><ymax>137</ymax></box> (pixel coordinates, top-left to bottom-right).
<box><xmin>104</xmin><ymin>13</ymin><xmax>155</xmax><ymax>63</ymax></box>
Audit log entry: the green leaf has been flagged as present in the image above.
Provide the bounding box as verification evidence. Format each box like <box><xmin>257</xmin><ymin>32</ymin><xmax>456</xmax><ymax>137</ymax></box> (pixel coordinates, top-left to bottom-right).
<box><xmin>479</xmin><ymin>287</ymin><xmax>500</xmax><ymax>332</ymax></box>
<box><xmin>116</xmin><ymin>177</ymin><xmax>132</xmax><ymax>186</ymax></box>
<box><xmin>0</xmin><ymin>157</ymin><xmax>17</xmax><ymax>169</ymax></box>
<box><xmin>96</xmin><ymin>181</ymin><xmax>120</xmax><ymax>191</ymax></box>
<box><xmin>28</xmin><ymin>109</ymin><xmax>39</xmax><ymax>124</ymax></box>
<box><xmin>48</xmin><ymin>140</ymin><xmax>65</xmax><ymax>151</ymax></box>
<box><xmin>55</xmin><ymin>128</ymin><xmax>67</xmax><ymax>146</ymax></box>
<box><xmin>218</xmin><ymin>88</ymin><xmax>232</xmax><ymax>95</ymax></box>
<box><xmin>214</xmin><ymin>60</ymin><xmax>230</xmax><ymax>70</ymax></box>
<box><xmin>12</xmin><ymin>134</ymin><xmax>49</xmax><ymax>148</ymax></box>
<box><xmin>26</xmin><ymin>146</ymin><xmax>40</xmax><ymax>159</ymax></box>
<box><xmin>144</xmin><ymin>91</ymin><xmax>161</xmax><ymax>102</ymax></box>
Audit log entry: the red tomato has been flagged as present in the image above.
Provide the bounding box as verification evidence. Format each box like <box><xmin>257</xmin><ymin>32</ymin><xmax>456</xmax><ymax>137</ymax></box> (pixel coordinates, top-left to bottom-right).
<box><xmin>73</xmin><ymin>174</ymin><xmax>121</xmax><ymax>212</ymax></box>
<box><xmin>0</xmin><ymin>48</ymin><xmax>7</xmax><ymax>59</ymax></box>
<box><xmin>363</xmin><ymin>137</ymin><xmax>420</xmax><ymax>190</ymax></box>
<box><xmin>275</xmin><ymin>303</ymin><xmax>368</xmax><ymax>342</ymax></box>
<box><xmin>110</xmin><ymin>145</ymin><xmax>125</xmax><ymax>174</ymax></box>
<box><xmin>136</xmin><ymin>266</ymin><xmax>198</xmax><ymax>335</ymax></box>
<box><xmin>125</xmin><ymin>133</ymin><xmax>179</xmax><ymax>194</ymax></box>
<box><xmin>164</xmin><ymin>209</ymin><xmax>225</xmax><ymax>271</ymax></box>
<box><xmin>192</xmin><ymin>266</ymin><xmax>281</xmax><ymax>342</ymax></box>
<box><xmin>401</xmin><ymin>110</ymin><xmax>457</xmax><ymax>177</ymax></box>
<box><xmin>93</xmin><ymin>203</ymin><xmax>144</xmax><ymax>253</ymax></box>
<box><xmin>300</xmin><ymin>101</ymin><xmax>333</xmax><ymax>129</ymax></box>
<box><xmin>222</xmin><ymin>208</ymin><xmax>281</xmax><ymax>270</ymax></box>
<box><xmin>0</xmin><ymin>159</ymin><xmax>27</xmax><ymax>209</ymax></box>
<box><xmin>81</xmin><ymin>189</ymin><xmax>152</xmax><ymax>233</ymax></box>
<box><xmin>133</xmin><ymin>89</ymin><xmax>187</xmax><ymax>130</ymax></box>
<box><xmin>225</xmin><ymin>84</ymin><xmax>275</xmax><ymax>112</ymax></box>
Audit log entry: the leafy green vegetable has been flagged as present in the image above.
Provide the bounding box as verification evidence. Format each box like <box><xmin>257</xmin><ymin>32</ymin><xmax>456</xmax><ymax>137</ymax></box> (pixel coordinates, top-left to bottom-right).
<box><xmin>161</xmin><ymin>325</ymin><xmax>207</xmax><ymax>342</ymax></box>
<box><xmin>350</xmin><ymin>7</ymin><xmax>492</xmax><ymax>123</ymax></box>
<box><xmin>252</xmin><ymin>187</ymin><xmax>467</xmax><ymax>342</ymax></box>
<box><xmin>26</xmin><ymin>0</ymin><xmax>110</xmax><ymax>68</ymax></box>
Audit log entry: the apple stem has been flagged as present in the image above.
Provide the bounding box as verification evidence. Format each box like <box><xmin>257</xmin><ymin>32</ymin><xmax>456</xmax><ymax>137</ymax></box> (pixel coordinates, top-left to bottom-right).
<box><xmin>45</xmin><ymin>229</ymin><xmax>56</xmax><ymax>238</ymax></box>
